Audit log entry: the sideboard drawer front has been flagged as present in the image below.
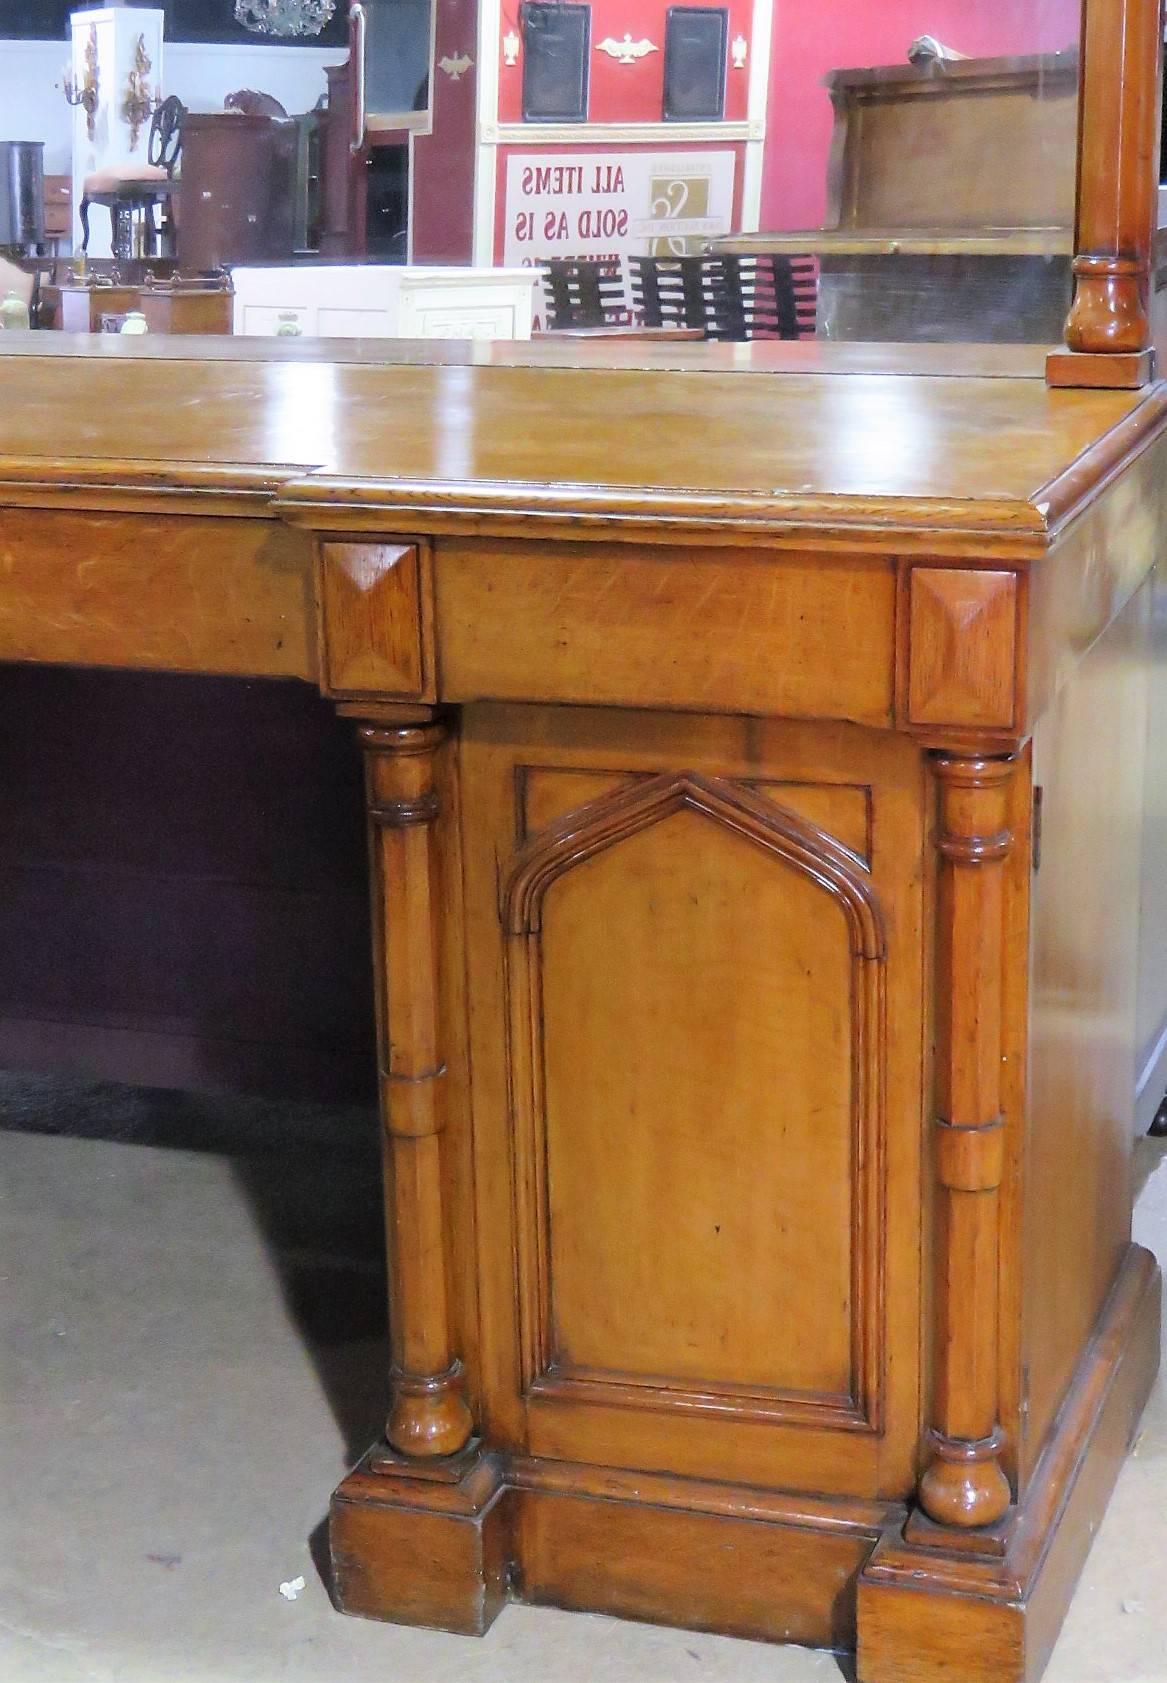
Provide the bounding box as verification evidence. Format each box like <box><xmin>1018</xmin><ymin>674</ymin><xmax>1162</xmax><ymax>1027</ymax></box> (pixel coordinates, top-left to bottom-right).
<box><xmin>0</xmin><ymin>507</ymin><xmax>315</xmax><ymax>680</ymax></box>
<box><xmin>435</xmin><ymin>541</ymin><xmax>896</xmax><ymax>722</ymax></box>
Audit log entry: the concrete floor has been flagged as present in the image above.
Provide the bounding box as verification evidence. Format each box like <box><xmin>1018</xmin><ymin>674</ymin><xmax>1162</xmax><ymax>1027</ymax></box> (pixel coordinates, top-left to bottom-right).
<box><xmin>2</xmin><ymin>1074</ymin><xmax>1166</xmax><ymax>1683</ymax></box>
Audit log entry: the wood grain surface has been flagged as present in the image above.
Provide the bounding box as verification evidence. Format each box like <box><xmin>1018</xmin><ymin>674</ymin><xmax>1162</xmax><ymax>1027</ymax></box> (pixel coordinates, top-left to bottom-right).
<box><xmin>0</xmin><ymin>343</ymin><xmax>1160</xmax><ymax>556</ymax></box>
<box><xmin>0</xmin><ymin>330</ymin><xmax>1162</xmax><ymax>1683</ymax></box>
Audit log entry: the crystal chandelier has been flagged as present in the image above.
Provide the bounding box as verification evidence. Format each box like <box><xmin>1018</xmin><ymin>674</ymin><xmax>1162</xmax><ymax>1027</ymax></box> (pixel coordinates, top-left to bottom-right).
<box><xmin>234</xmin><ymin>0</ymin><xmax>336</xmax><ymax>37</ymax></box>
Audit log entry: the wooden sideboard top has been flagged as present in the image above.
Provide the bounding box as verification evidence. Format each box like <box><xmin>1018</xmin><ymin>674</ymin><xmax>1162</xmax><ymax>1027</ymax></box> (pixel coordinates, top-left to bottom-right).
<box><xmin>0</xmin><ymin>337</ymin><xmax>1162</xmax><ymax>556</ymax></box>
<box><xmin>0</xmin><ymin>335</ymin><xmax>1057</xmax><ymax>373</ymax></box>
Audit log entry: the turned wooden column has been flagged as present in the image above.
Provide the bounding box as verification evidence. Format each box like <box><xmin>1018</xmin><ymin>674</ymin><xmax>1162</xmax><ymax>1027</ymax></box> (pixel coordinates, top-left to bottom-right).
<box><xmin>1051</xmin><ymin>0</ymin><xmax>1162</xmax><ymax>384</ymax></box>
<box><xmin>918</xmin><ymin>754</ymin><xmax>1016</xmax><ymax>1530</ymax></box>
<box><xmin>356</xmin><ymin>716</ymin><xmax>473</xmax><ymax>1460</ymax></box>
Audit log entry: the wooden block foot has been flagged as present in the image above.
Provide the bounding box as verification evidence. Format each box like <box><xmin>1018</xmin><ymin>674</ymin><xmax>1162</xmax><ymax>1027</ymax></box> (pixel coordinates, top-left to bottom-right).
<box><xmin>1045</xmin><ymin>348</ymin><xmax>1156</xmax><ymax>388</ymax></box>
<box><xmin>329</xmin><ymin>1447</ymin><xmax>508</xmax><ymax>1635</ymax></box>
<box><xmin>857</xmin><ymin>1244</ymin><xmax>1161</xmax><ymax>1683</ymax></box>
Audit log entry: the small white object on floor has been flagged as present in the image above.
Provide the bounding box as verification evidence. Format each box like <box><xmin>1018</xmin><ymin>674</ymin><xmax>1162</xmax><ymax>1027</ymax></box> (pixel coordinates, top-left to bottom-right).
<box><xmin>1122</xmin><ymin>1600</ymin><xmax>1145</xmax><ymax>1616</ymax></box>
<box><xmin>278</xmin><ymin>1576</ymin><xmax>306</xmax><ymax>1602</ymax></box>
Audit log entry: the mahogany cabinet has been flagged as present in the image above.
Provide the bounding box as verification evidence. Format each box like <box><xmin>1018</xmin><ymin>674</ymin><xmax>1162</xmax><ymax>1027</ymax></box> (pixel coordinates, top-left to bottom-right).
<box><xmin>176</xmin><ymin>113</ymin><xmax>297</xmax><ymax>272</ymax></box>
<box><xmin>0</xmin><ymin>338</ymin><xmax>1159</xmax><ymax>1683</ymax></box>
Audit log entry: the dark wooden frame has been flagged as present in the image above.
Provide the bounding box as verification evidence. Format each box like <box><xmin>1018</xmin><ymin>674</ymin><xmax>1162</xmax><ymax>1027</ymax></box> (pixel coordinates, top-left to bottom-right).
<box><xmin>1048</xmin><ymin>0</ymin><xmax>1165</xmax><ymax>387</ymax></box>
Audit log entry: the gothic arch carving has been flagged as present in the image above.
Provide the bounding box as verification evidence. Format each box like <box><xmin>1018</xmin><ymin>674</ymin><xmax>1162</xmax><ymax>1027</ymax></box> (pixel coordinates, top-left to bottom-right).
<box><xmin>502</xmin><ymin>769</ymin><xmax>886</xmax><ymax>959</ymax></box>
<box><xmin>500</xmin><ymin>768</ymin><xmax>890</xmax><ymax>1431</ymax></box>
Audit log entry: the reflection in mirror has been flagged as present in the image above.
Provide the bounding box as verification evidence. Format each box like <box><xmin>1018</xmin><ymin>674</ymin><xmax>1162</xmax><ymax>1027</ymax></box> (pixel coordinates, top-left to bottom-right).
<box><xmin>363</xmin><ymin>0</ymin><xmax>433</xmax><ymax>123</ymax></box>
<box><xmin>719</xmin><ymin>0</ymin><xmax>1083</xmax><ymax>344</ymax></box>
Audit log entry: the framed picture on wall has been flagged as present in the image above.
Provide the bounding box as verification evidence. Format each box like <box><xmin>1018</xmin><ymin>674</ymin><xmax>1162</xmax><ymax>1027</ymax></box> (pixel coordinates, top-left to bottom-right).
<box><xmin>663</xmin><ymin>6</ymin><xmax>728</xmax><ymax>121</ymax></box>
<box><xmin>520</xmin><ymin>2</ymin><xmax>591</xmax><ymax>122</ymax></box>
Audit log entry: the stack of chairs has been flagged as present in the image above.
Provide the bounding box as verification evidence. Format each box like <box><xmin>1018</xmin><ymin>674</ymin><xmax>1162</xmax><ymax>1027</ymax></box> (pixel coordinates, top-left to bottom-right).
<box><xmin>784</xmin><ymin>255</ymin><xmax>819</xmax><ymax>337</ymax></box>
<box><xmin>631</xmin><ymin>253</ymin><xmax>815</xmax><ymax>340</ymax></box>
<box><xmin>542</xmin><ymin>258</ymin><xmax>627</xmax><ymax>329</ymax></box>
<box><xmin>542</xmin><ymin>252</ymin><xmax>819</xmax><ymax>339</ymax></box>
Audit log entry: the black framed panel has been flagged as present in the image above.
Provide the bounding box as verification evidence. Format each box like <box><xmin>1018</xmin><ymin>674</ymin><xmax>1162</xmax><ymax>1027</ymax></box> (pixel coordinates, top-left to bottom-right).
<box><xmin>521</xmin><ymin>2</ymin><xmax>591</xmax><ymax>122</ymax></box>
<box><xmin>663</xmin><ymin>6</ymin><xmax>728</xmax><ymax>121</ymax></box>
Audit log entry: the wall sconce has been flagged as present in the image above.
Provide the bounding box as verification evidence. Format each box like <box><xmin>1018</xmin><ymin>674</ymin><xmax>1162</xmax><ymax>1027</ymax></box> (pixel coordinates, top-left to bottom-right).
<box><xmin>63</xmin><ymin>24</ymin><xmax>100</xmax><ymax>144</ymax></box>
<box><xmin>121</xmin><ymin>34</ymin><xmax>156</xmax><ymax>152</ymax></box>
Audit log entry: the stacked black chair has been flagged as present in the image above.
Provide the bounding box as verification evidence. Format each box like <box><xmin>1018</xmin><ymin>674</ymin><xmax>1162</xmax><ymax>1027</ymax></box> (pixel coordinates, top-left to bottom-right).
<box><xmin>785</xmin><ymin>254</ymin><xmax>819</xmax><ymax>337</ymax></box>
<box><xmin>630</xmin><ymin>252</ymin><xmax>814</xmax><ymax>341</ymax></box>
<box><xmin>542</xmin><ymin>257</ymin><xmax>627</xmax><ymax>329</ymax></box>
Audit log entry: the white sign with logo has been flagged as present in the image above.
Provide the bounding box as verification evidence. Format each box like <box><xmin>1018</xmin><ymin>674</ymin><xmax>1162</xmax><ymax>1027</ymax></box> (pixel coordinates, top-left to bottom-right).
<box><xmin>502</xmin><ymin>149</ymin><xmax>737</xmax><ymax>325</ymax></box>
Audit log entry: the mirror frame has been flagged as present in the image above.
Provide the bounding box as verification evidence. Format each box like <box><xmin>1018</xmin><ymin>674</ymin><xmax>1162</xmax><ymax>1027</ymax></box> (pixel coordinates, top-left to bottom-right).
<box><xmin>1048</xmin><ymin>0</ymin><xmax>1164</xmax><ymax>386</ymax></box>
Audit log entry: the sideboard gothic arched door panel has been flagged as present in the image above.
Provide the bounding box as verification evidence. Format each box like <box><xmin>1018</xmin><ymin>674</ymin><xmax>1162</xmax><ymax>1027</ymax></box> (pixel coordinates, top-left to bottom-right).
<box><xmin>459</xmin><ymin>702</ymin><xmax>929</xmax><ymax>1500</ymax></box>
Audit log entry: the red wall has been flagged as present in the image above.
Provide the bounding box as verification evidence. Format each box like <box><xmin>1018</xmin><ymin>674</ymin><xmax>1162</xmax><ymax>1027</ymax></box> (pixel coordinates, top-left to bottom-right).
<box><xmin>760</xmin><ymin>0</ymin><xmax>1081</xmax><ymax>231</ymax></box>
<box><xmin>497</xmin><ymin>0</ymin><xmax>753</xmax><ymax>123</ymax></box>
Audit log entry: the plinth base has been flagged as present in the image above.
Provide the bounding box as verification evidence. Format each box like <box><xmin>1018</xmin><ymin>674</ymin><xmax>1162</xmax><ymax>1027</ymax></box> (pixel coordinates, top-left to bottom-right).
<box><xmin>329</xmin><ymin>1244</ymin><xmax>1160</xmax><ymax>1683</ymax></box>
<box><xmin>859</xmin><ymin>1244</ymin><xmax>1160</xmax><ymax>1683</ymax></box>
<box><xmin>329</xmin><ymin>1448</ymin><xmax>508</xmax><ymax>1635</ymax></box>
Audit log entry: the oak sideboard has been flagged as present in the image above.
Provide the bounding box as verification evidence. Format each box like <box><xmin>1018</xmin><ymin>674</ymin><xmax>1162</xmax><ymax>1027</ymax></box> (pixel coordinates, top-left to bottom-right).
<box><xmin>0</xmin><ymin>333</ymin><xmax>1162</xmax><ymax>1683</ymax></box>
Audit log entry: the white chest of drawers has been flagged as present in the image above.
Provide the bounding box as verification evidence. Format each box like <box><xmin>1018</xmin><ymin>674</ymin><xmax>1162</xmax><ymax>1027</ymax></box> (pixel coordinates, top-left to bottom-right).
<box><xmin>230</xmin><ymin>264</ymin><xmax>539</xmax><ymax>340</ymax></box>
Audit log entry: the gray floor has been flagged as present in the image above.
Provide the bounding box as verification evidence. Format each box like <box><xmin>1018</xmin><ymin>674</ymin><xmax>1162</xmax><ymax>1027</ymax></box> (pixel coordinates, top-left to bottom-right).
<box><xmin>2</xmin><ymin>1075</ymin><xmax>1166</xmax><ymax>1683</ymax></box>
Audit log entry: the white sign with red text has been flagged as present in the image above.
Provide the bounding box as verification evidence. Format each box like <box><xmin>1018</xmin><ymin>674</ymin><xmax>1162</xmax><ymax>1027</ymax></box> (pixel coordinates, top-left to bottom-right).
<box><xmin>502</xmin><ymin>149</ymin><xmax>736</xmax><ymax>325</ymax></box>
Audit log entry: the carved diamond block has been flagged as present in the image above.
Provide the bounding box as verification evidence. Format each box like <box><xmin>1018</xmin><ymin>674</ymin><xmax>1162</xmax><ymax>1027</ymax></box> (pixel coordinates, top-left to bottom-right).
<box><xmin>318</xmin><ymin>541</ymin><xmax>433</xmax><ymax>699</ymax></box>
<box><xmin>907</xmin><ymin>568</ymin><xmax>1018</xmax><ymax>730</ymax></box>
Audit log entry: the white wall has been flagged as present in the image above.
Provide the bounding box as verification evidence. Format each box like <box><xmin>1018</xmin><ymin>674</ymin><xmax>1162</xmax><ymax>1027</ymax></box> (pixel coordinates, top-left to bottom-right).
<box><xmin>166</xmin><ymin>39</ymin><xmax>346</xmax><ymax>115</ymax></box>
<box><xmin>0</xmin><ymin>41</ymin><xmax>72</xmax><ymax>174</ymax></box>
<box><xmin>0</xmin><ymin>33</ymin><xmax>346</xmax><ymax>235</ymax></box>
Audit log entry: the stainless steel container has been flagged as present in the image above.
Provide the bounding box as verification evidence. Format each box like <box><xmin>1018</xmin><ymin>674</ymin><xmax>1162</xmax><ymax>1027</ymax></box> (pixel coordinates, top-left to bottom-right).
<box><xmin>0</xmin><ymin>142</ymin><xmax>45</xmax><ymax>250</ymax></box>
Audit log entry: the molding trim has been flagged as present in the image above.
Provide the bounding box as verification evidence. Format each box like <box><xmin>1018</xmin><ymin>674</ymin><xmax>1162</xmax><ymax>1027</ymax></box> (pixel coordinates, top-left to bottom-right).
<box><xmin>501</xmin><ymin>770</ymin><xmax>888</xmax><ymax>1435</ymax></box>
<box><xmin>473</xmin><ymin>0</ymin><xmax>502</xmax><ymax>264</ymax></box>
<box><xmin>482</xmin><ymin>118</ymin><xmax>760</xmax><ymax>143</ymax></box>
<box><xmin>740</xmin><ymin>0</ymin><xmax>773</xmax><ymax>229</ymax></box>
<box><xmin>746</xmin><ymin>0</ymin><xmax>772</xmax><ymax>130</ymax></box>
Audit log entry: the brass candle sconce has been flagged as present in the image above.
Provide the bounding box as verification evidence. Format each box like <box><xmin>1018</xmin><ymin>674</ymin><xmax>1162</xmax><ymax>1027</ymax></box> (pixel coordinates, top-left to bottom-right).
<box><xmin>63</xmin><ymin>25</ymin><xmax>100</xmax><ymax>144</ymax></box>
<box><xmin>121</xmin><ymin>35</ymin><xmax>157</xmax><ymax>152</ymax></box>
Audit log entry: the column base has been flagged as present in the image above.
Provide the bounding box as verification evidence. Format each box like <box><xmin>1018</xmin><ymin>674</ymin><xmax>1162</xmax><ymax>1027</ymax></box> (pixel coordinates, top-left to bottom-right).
<box><xmin>858</xmin><ymin>1244</ymin><xmax>1161</xmax><ymax>1683</ymax></box>
<box><xmin>1045</xmin><ymin>347</ymin><xmax>1156</xmax><ymax>389</ymax></box>
<box><xmin>331</xmin><ymin>1448</ymin><xmax>894</xmax><ymax>1649</ymax></box>
<box><xmin>328</xmin><ymin>1245</ymin><xmax>1158</xmax><ymax>1681</ymax></box>
<box><xmin>329</xmin><ymin>1444</ymin><xmax>508</xmax><ymax>1635</ymax></box>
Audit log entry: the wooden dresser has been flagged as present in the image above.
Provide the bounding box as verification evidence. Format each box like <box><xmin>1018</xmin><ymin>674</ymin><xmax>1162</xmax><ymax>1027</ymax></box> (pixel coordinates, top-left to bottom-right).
<box><xmin>0</xmin><ymin>334</ymin><xmax>1160</xmax><ymax>1683</ymax></box>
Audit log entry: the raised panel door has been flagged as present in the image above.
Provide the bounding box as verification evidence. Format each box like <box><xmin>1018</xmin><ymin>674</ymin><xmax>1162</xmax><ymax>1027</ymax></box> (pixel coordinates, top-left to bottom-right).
<box><xmin>460</xmin><ymin>703</ymin><xmax>927</xmax><ymax>1498</ymax></box>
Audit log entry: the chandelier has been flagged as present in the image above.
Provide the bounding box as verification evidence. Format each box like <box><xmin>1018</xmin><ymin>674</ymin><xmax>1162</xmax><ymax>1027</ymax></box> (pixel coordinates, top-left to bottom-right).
<box><xmin>234</xmin><ymin>0</ymin><xmax>336</xmax><ymax>37</ymax></box>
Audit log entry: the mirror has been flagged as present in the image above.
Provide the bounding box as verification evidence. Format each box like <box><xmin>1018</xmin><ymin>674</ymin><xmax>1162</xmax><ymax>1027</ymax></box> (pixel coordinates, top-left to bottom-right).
<box><xmin>719</xmin><ymin>0</ymin><xmax>1083</xmax><ymax>343</ymax></box>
